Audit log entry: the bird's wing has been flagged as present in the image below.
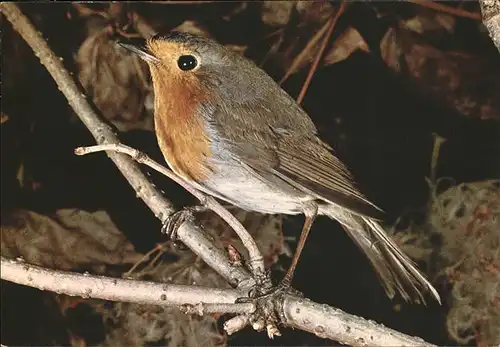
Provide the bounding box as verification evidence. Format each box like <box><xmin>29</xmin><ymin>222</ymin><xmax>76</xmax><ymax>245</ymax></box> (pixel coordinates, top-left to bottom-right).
<box><xmin>272</xmin><ymin>138</ymin><xmax>383</xmax><ymax>219</ymax></box>
<box><xmin>211</xmin><ymin>101</ymin><xmax>384</xmax><ymax>219</ymax></box>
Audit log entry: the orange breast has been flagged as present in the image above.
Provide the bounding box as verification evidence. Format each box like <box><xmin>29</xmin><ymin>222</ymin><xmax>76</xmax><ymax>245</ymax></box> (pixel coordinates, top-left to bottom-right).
<box><xmin>152</xmin><ymin>74</ymin><xmax>213</xmax><ymax>183</ymax></box>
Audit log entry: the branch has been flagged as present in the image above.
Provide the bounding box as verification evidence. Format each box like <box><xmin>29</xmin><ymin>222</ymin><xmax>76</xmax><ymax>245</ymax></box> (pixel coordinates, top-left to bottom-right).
<box><xmin>1</xmin><ymin>257</ymin><xmax>435</xmax><ymax>346</ymax></box>
<box><xmin>0</xmin><ymin>256</ymin><xmax>247</xmax><ymax>308</ymax></box>
<box><xmin>74</xmin><ymin>143</ymin><xmax>266</xmax><ymax>278</ymax></box>
<box><xmin>283</xmin><ymin>296</ymin><xmax>436</xmax><ymax>346</ymax></box>
<box><xmin>479</xmin><ymin>0</ymin><xmax>500</xmax><ymax>52</ymax></box>
<box><xmin>0</xmin><ymin>2</ymin><xmax>254</xmax><ymax>290</ymax></box>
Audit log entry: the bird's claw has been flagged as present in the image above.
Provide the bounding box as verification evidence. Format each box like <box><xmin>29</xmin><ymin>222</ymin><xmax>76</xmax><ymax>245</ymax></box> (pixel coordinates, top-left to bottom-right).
<box><xmin>161</xmin><ymin>205</ymin><xmax>207</xmax><ymax>245</ymax></box>
<box><xmin>236</xmin><ymin>279</ymin><xmax>303</xmax><ymax>304</ymax></box>
<box><xmin>256</xmin><ymin>280</ymin><xmax>304</xmax><ymax>300</ymax></box>
<box><xmin>235</xmin><ymin>279</ymin><xmax>303</xmax><ymax>338</ymax></box>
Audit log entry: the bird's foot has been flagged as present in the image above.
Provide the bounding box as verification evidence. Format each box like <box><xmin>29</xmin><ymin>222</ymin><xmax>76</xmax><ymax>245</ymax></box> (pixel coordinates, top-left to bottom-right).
<box><xmin>234</xmin><ymin>278</ymin><xmax>303</xmax><ymax>338</ymax></box>
<box><xmin>236</xmin><ymin>278</ymin><xmax>303</xmax><ymax>304</ymax></box>
<box><xmin>258</xmin><ymin>278</ymin><xmax>304</xmax><ymax>300</ymax></box>
<box><xmin>161</xmin><ymin>205</ymin><xmax>208</xmax><ymax>244</ymax></box>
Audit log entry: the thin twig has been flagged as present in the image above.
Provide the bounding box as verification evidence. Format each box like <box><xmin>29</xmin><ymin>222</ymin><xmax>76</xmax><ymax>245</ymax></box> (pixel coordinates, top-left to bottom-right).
<box><xmin>224</xmin><ymin>315</ymin><xmax>250</xmax><ymax>335</ymax></box>
<box><xmin>429</xmin><ymin>133</ymin><xmax>446</xmax><ymax>185</ymax></box>
<box><xmin>75</xmin><ymin>143</ymin><xmax>266</xmax><ymax>278</ymax></box>
<box><xmin>259</xmin><ymin>30</ymin><xmax>285</xmax><ymax>68</ymax></box>
<box><xmin>297</xmin><ymin>1</ymin><xmax>346</xmax><ymax>105</ymax></box>
<box><xmin>408</xmin><ymin>0</ymin><xmax>482</xmax><ymax>21</ymax></box>
<box><xmin>0</xmin><ymin>2</ymin><xmax>254</xmax><ymax>290</ymax></box>
<box><xmin>123</xmin><ymin>241</ymin><xmax>169</xmax><ymax>278</ymax></box>
<box><xmin>279</xmin><ymin>14</ymin><xmax>332</xmax><ymax>85</ymax></box>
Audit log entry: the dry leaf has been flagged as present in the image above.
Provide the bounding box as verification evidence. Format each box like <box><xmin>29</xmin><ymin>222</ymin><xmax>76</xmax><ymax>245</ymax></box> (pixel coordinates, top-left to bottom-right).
<box><xmin>1</xmin><ymin>112</ymin><xmax>9</xmax><ymax>124</ymax></box>
<box><xmin>380</xmin><ymin>27</ymin><xmax>404</xmax><ymax>73</ymax></box>
<box><xmin>1</xmin><ymin>209</ymin><xmax>142</xmax><ymax>272</ymax></box>
<box><xmin>407</xmin><ymin>44</ymin><xmax>499</xmax><ymax>120</ymax></box>
<box><xmin>76</xmin><ymin>17</ymin><xmax>154</xmax><ymax>132</ymax></box>
<box><xmin>174</xmin><ymin>20</ymin><xmax>211</xmax><ymax>38</ymax></box>
<box><xmin>295</xmin><ymin>0</ymin><xmax>334</xmax><ymax>25</ymax></box>
<box><xmin>324</xmin><ymin>26</ymin><xmax>370</xmax><ymax>65</ymax></box>
<box><xmin>221</xmin><ymin>1</ymin><xmax>248</xmax><ymax>22</ymax></box>
<box><xmin>280</xmin><ymin>16</ymin><xmax>331</xmax><ymax>83</ymax></box>
<box><xmin>380</xmin><ymin>25</ymin><xmax>500</xmax><ymax>120</ymax></box>
<box><xmin>261</xmin><ymin>1</ymin><xmax>297</xmax><ymax>26</ymax></box>
<box><xmin>402</xmin><ymin>12</ymin><xmax>456</xmax><ymax>34</ymax></box>
<box><xmin>279</xmin><ymin>2</ymin><xmax>346</xmax><ymax>81</ymax></box>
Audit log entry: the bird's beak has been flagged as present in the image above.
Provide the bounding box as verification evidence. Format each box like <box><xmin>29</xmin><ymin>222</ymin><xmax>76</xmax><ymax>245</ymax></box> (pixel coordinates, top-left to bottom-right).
<box><xmin>118</xmin><ymin>39</ymin><xmax>159</xmax><ymax>63</ymax></box>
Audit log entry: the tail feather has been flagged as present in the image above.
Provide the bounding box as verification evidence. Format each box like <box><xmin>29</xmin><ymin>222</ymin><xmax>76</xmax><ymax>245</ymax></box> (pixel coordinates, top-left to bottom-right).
<box><xmin>322</xmin><ymin>206</ymin><xmax>441</xmax><ymax>304</ymax></box>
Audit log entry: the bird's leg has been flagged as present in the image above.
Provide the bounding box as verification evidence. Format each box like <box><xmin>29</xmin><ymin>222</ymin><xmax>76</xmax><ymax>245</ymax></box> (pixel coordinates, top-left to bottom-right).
<box><xmin>238</xmin><ymin>203</ymin><xmax>318</xmax><ymax>302</ymax></box>
<box><xmin>264</xmin><ymin>203</ymin><xmax>318</xmax><ymax>298</ymax></box>
<box><xmin>279</xmin><ymin>203</ymin><xmax>318</xmax><ymax>289</ymax></box>
<box><xmin>161</xmin><ymin>205</ymin><xmax>208</xmax><ymax>243</ymax></box>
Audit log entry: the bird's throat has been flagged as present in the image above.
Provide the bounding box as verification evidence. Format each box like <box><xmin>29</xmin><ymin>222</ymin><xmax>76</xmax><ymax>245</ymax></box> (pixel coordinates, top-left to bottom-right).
<box><xmin>152</xmin><ymin>75</ymin><xmax>213</xmax><ymax>182</ymax></box>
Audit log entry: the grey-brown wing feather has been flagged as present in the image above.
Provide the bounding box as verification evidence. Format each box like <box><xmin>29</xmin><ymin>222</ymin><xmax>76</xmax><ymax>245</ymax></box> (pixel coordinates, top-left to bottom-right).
<box><xmin>211</xmin><ymin>100</ymin><xmax>384</xmax><ymax>219</ymax></box>
<box><xmin>272</xmin><ymin>140</ymin><xmax>384</xmax><ymax>219</ymax></box>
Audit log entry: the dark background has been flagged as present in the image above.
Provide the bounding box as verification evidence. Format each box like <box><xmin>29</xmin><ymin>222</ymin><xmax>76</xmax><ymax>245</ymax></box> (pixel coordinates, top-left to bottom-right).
<box><xmin>2</xmin><ymin>2</ymin><xmax>499</xmax><ymax>346</ymax></box>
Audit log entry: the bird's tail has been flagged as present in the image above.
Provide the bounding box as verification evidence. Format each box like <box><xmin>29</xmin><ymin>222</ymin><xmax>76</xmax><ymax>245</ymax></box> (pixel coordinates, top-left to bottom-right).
<box><xmin>322</xmin><ymin>206</ymin><xmax>441</xmax><ymax>304</ymax></box>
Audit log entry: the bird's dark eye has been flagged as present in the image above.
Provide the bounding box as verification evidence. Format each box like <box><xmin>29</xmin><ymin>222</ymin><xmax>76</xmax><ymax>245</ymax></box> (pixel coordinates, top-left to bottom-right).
<box><xmin>177</xmin><ymin>55</ymin><xmax>197</xmax><ymax>71</ymax></box>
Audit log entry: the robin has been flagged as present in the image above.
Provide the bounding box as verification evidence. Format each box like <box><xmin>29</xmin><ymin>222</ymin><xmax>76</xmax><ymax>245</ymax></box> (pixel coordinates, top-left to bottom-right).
<box><xmin>119</xmin><ymin>31</ymin><xmax>440</xmax><ymax>304</ymax></box>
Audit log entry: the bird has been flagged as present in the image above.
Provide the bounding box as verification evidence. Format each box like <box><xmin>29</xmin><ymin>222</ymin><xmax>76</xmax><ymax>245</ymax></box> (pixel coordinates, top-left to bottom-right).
<box><xmin>118</xmin><ymin>31</ymin><xmax>441</xmax><ymax>304</ymax></box>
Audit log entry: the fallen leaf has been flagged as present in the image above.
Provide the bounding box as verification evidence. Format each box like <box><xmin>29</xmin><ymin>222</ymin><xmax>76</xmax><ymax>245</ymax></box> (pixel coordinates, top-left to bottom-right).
<box><xmin>76</xmin><ymin>16</ymin><xmax>154</xmax><ymax>132</ymax></box>
<box><xmin>261</xmin><ymin>1</ymin><xmax>296</xmax><ymax>26</ymax></box>
<box><xmin>1</xmin><ymin>209</ymin><xmax>142</xmax><ymax>272</ymax></box>
<box><xmin>174</xmin><ymin>20</ymin><xmax>211</xmax><ymax>37</ymax></box>
<box><xmin>324</xmin><ymin>26</ymin><xmax>370</xmax><ymax>65</ymax></box>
